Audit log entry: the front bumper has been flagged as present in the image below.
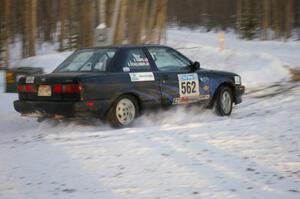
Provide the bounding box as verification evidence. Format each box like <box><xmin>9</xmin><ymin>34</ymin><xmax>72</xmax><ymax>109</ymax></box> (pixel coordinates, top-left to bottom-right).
<box><xmin>14</xmin><ymin>100</ymin><xmax>112</xmax><ymax>118</ymax></box>
<box><xmin>235</xmin><ymin>85</ymin><xmax>245</xmax><ymax>104</ymax></box>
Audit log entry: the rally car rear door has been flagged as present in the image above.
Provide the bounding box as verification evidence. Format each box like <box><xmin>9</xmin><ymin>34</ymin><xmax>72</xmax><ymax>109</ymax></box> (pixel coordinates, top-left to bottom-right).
<box><xmin>121</xmin><ymin>47</ymin><xmax>162</xmax><ymax>107</ymax></box>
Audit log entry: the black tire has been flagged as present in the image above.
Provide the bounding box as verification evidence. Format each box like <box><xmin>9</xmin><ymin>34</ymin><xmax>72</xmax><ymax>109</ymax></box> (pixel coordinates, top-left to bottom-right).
<box><xmin>214</xmin><ymin>86</ymin><xmax>233</xmax><ymax>116</ymax></box>
<box><xmin>107</xmin><ymin>95</ymin><xmax>139</xmax><ymax>128</ymax></box>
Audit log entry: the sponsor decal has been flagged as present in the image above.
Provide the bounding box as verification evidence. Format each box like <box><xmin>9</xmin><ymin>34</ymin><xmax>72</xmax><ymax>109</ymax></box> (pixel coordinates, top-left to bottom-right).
<box><xmin>203</xmin><ymin>85</ymin><xmax>209</xmax><ymax>91</ymax></box>
<box><xmin>172</xmin><ymin>95</ymin><xmax>210</xmax><ymax>105</ymax></box>
<box><xmin>178</xmin><ymin>73</ymin><xmax>200</xmax><ymax>97</ymax></box>
<box><xmin>128</xmin><ymin>57</ymin><xmax>150</xmax><ymax>67</ymax></box>
<box><xmin>25</xmin><ymin>76</ymin><xmax>35</xmax><ymax>84</ymax></box>
<box><xmin>129</xmin><ymin>72</ymin><xmax>155</xmax><ymax>82</ymax></box>
<box><xmin>198</xmin><ymin>95</ymin><xmax>210</xmax><ymax>100</ymax></box>
<box><xmin>200</xmin><ymin>76</ymin><xmax>209</xmax><ymax>83</ymax></box>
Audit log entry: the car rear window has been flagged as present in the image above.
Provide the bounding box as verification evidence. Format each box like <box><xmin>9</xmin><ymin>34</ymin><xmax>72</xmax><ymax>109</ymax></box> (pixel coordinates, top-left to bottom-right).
<box><xmin>55</xmin><ymin>49</ymin><xmax>117</xmax><ymax>72</ymax></box>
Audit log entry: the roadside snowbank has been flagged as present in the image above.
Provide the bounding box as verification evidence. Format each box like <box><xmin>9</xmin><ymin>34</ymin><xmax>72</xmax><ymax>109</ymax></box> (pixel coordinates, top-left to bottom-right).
<box><xmin>8</xmin><ymin>39</ymin><xmax>61</xmax><ymax>65</ymax></box>
<box><xmin>0</xmin><ymin>70</ymin><xmax>4</xmax><ymax>93</ymax></box>
<box><xmin>11</xmin><ymin>51</ymin><xmax>73</xmax><ymax>73</ymax></box>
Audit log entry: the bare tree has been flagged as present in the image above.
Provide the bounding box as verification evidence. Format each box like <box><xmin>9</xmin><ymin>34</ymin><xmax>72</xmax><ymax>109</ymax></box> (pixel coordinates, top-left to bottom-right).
<box><xmin>285</xmin><ymin>0</ymin><xmax>294</xmax><ymax>39</ymax></box>
<box><xmin>113</xmin><ymin>0</ymin><xmax>127</xmax><ymax>44</ymax></box>
<box><xmin>79</xmin><ymin>0</ymin><xmax>94</xmax><ymax>48</ymax></box>
<box><xmin>59</xmin><ymin>0</ymin><xmax>66</xmax><ymax>51</ymax></box>
<box><xmin>3</xmin><ymin>0</ymin><xmax>11</xmax><ymax>66</ymax></box>
<box><xmin>43</xmin><ymin>0</ymin><xmax>53</xmax><ymax>42</ymax></box>
<box><xmin>139</xmin><ymin>0</ymin><xmax>150</xmax><ymax>43</ymax></box>
<box><xmin>262</xmin><ymin>0</ymin><xmax>271</xmax><ymax>40</ymax></box>
<box><xmin>156</xmin><ymin>0</ymin><xmax>168</xmax><ymax>43</ymax></box>
<box><xmin>148</xmin><ymin>0</ymin><xmax>159</xmax><ymax>43</ymax></box>
<box><xmin>127</xmin><ymin>0</ymin><xmax>138</xmax><ymax>44</ymax></box>
<box><xmin>28</xmin><ymin>0</ymin><xmax>37</xmax><ymax>57</ymax></box>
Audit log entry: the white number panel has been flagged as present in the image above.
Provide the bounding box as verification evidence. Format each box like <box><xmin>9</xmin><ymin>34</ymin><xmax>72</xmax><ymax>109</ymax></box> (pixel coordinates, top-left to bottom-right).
<box><xmin>178</xmin><ymin>73</ymin><xmax>200</xmax><ymax>97</ymax></box>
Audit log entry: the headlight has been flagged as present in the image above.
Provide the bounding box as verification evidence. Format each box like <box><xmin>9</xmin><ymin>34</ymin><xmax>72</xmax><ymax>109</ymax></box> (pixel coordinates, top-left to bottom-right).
<box><xmin>234</xmin><ymin>76</ymin><xmax>241</xmax><ymax>85</ymax></box>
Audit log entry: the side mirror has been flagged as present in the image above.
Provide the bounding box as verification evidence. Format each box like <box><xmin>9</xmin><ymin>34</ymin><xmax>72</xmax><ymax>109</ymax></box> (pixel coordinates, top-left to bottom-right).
<box><xmin>191</xmin><ymin>61</ymin><xmax>200</xmax><ymax>70</ymax></box>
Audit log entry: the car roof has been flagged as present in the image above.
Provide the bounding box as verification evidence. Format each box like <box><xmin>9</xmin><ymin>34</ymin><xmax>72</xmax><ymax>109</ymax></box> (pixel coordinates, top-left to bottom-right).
<box><xmin>77</xmin><ymin>44</ymin><xmax>172</xmax><ymax>51</ymax></box>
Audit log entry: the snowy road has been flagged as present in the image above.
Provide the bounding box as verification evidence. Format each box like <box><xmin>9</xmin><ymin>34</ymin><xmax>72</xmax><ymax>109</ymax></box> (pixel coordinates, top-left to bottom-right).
<box><xmin>0</xmin><ymin>82</ymin><xmax>299</xmax><ymax>199</ymax></box>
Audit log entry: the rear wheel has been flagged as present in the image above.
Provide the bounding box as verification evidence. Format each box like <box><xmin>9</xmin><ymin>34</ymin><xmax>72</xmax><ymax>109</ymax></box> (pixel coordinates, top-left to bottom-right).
<box><xmin>107</xmin><ymin>95</ymin><xmax>139</xmax><ymax>128</ymax></box>
<box><xmin>214</xmin><ymin>86</ymin><xmax>233</xmax><ymax>116</ymax></box>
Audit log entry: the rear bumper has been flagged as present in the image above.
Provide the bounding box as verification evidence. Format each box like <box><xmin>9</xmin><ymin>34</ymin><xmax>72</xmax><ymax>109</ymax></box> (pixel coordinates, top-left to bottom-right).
<box><xmin>235</xmin><ymin>85</ymin><xmax>245</xmax><ymax>104</ymax></box>
<box><xmin>14</xmin><ymin>100</ymin><xmax>112</xmax><ymax>118</ymax></box>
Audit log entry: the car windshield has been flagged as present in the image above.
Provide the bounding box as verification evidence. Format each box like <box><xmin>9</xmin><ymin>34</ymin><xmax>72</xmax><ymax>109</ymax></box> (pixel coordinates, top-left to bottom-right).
<box><xmin>55</xmin><ymin>48</ymin><xmax>117</xmax><ymax>72</ymax></box>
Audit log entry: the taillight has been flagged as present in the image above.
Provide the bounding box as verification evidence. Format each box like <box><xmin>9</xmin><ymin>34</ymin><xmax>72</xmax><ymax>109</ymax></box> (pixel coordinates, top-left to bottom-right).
<box><xmin>52</xmin><ymin>83</ymin><xmax>81</xmax><ymax>94</ymax></box>
<box><xmin>86</xmin><ymin>101</ymin><xmax>94</xmax><ymax>107</ymax></box>
<box><xmin>18</xmin><ymin>85</ymin><xmax>26</xmax><ymax>92</ymax></box>
<box><xmin>63</xmin><ymin>84</ymin><xmax>81</xmax><ymax>93</ymax></box>
<box><xmin>18</xmin><ymin>84</ymin><xmax>36</xmax><ymax>93</ymax></box>
<box><xmin>25</xmin><ymin>84</ymin><xmax>36</xmax><ymax>93</ymax></box>
<box><xmin>53</xmin><ymin>84</ymin><xmax>62</xmax><ymax>93</ymax></box>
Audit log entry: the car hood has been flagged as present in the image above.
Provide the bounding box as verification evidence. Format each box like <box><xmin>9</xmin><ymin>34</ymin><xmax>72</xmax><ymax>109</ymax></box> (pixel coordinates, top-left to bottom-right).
<box><xmin>200</xmin><ymin>68</ymin><xmax>238</xmax><ymax>77</ymax></box>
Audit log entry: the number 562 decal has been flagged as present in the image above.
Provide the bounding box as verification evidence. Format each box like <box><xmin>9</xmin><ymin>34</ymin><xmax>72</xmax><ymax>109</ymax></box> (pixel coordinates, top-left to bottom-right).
<box><xmin>178</xmin><ymin>73</ymin><xmax>200</xmax><ymax>97</ymax></box>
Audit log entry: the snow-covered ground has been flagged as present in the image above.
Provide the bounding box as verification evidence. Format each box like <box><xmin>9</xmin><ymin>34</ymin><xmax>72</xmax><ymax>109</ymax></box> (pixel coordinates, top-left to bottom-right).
<box><xmin>0</xmin><ymin>30</ymin><xmax>300</xmax><ymax>199</ymax></box>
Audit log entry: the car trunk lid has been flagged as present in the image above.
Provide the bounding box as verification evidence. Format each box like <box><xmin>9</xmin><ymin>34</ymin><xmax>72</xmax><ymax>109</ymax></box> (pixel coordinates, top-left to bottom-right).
<box><xmin>18</xmin><ymin>72</ymin><xmax>90</xmax><ymax>101</ymax></box>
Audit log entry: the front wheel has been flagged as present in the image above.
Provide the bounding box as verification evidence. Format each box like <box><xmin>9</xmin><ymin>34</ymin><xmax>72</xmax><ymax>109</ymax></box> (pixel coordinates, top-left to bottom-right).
<box><xmin>214</xmin><ymin>87</ymin><xmax>233</xmax><ymax>116</ymax></box>
<box><xmin>107</xmin><ymin>95</ymin><xmax>139</xmax><ymax>128</ymax></box>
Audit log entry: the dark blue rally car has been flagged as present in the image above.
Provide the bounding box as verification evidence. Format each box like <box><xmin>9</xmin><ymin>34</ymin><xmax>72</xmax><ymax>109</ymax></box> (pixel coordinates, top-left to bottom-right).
<box><xmin>14</xmin><ymin>45</ymin><xmax>245</xmax><ymax>127</ymax></box>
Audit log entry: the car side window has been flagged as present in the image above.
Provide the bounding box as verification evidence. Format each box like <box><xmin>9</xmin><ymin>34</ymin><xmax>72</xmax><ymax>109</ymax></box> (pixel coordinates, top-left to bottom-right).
<box><xmin>93</xmin><ymin>55</ymin><xmax>108</xmax><ymax>71</ymax></box>
<box><xmin>148</xmin><ymin>47</ymin><xmax>190</xmax><ymax>72</ymax></box>
<box><xmin>124</xmin><ymin>49</ymin><xmax>151</xmax><ymax>71</ymax></box>
<box><xmin>94</xmin><ymin>51</ymin><xmax>116</xmax><ymax>71</ymax></box>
